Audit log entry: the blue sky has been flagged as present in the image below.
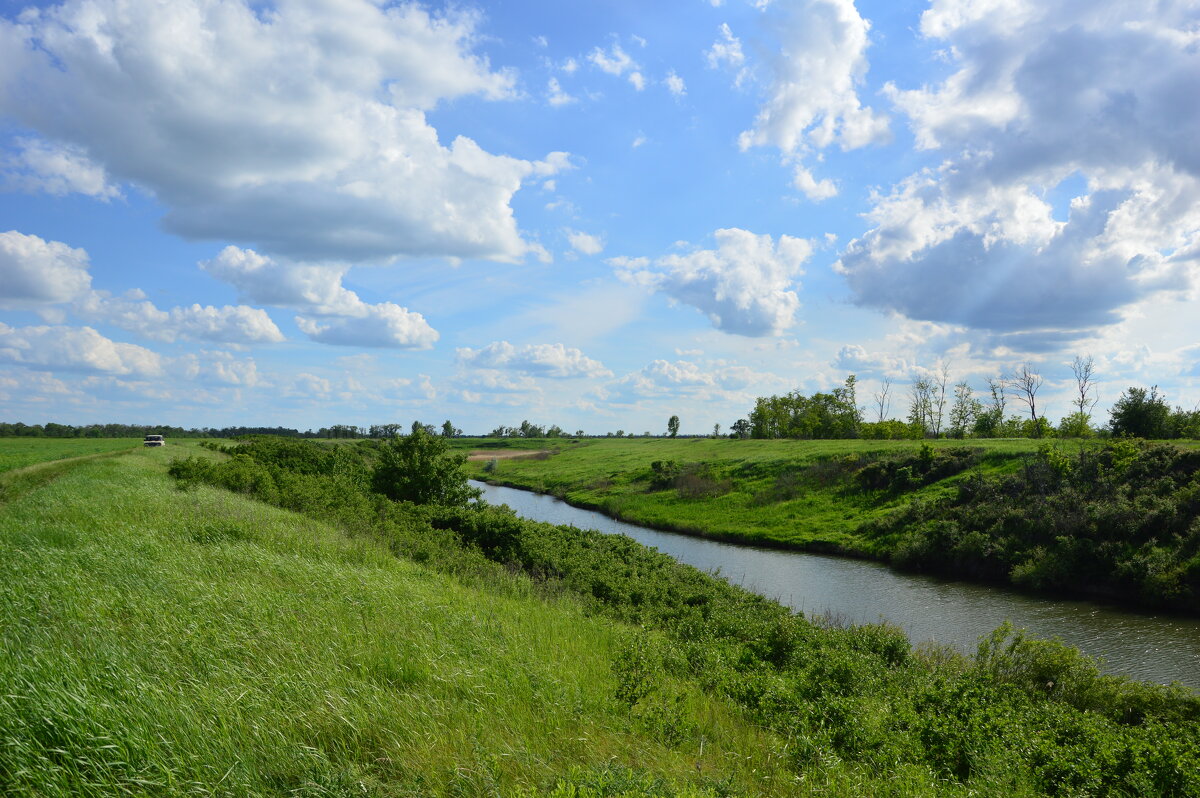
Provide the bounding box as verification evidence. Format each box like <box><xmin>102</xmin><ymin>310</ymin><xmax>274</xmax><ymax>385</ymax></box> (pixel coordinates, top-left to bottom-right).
<box><xmin>1</xmin><ymin>0</ymin><xmax>1198</xmax><ymax>434</ymax></box>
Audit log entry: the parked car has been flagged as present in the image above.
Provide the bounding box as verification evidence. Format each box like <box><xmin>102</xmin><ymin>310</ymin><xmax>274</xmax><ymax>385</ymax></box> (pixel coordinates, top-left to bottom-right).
<box><xmin>143</xmin><ymin>434</ymin><xmax>165</xmax><ymax>447</ymax></box>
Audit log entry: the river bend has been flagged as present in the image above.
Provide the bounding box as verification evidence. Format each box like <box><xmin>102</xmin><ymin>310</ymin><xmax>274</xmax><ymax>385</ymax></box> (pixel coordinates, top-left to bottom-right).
<box><xmin>473</xmin><ymin>480</ymin><xmax>1200</xmax><ymax>687</ymax></box>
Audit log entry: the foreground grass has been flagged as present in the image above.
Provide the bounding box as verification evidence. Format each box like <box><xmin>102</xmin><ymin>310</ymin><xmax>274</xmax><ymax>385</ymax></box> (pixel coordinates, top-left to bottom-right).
<box><xmin>0</xmin><ymin>447</ymin><xmax>821</xmax><ymax>796</ymax></box>
<box><xmin>458</xmin><ymin>437</ymin><xmax>1044</xmax><ymax>553</ymax></box>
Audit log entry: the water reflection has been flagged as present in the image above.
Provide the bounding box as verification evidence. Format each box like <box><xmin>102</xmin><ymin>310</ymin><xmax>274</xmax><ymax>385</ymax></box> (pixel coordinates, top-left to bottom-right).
<box><xmin>473</xmin><ymin>481</ymin><xmax>1200</xmax><ymax>687</ymax></box>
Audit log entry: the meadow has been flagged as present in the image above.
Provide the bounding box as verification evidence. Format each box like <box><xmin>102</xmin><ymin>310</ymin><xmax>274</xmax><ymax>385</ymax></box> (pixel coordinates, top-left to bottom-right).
<box><xmin>0</xmin><ymin>437</ymin><xmax>142</xmax><ymax>474</ymax></box>
<box><xmin>4</xmin><ymin>436</ymin><xmax>1199</xmax><ymax>796</ymax></box>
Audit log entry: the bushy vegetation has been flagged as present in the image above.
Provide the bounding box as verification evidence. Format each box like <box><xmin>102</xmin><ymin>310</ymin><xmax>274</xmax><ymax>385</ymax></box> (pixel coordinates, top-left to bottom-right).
<box><xmin>161</xmin><ymin>436</ymin><xmax>1200</xmax><ymax>795</ymax></box>
<box><xmin>862</xmin><ymin>440</ymin><xmax>1200</xmax><ymax>610</ymax></box>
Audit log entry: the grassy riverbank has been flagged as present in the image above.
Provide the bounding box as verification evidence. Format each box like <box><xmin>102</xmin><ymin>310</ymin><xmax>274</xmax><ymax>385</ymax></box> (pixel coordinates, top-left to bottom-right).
<box><xmin>6</xmin><ymin>437</ymin><xmax>1200</xmax><ymax>795</ymax></box>
<box><xmin>458</xmin><ymin>437</ymin><xmax>1042</xmax><ymax>552</ymax></box>
<box><xmin>460</xmin><ymin>437</ymin><xmax>1200</xmax><ymax>612</ymax></box>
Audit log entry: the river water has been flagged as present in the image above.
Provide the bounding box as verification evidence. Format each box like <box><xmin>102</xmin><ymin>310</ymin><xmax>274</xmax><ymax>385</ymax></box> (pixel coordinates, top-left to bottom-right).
<box><xmin>472</xmin><ymin>480</ymin><xmax>1200</xmax><ymax>687</ymax></box>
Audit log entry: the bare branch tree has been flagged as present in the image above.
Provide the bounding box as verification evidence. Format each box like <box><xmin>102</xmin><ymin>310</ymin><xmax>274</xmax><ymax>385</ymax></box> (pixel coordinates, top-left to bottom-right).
<box><xmin>1071</xmin><ymin>354</ymin><xmax>1099</xmax><ymax>419</ymax></box>
<box><xmin>908</xmin><ymin>376</ymin><xmax>933</xmax><ymax>437</ymax></box>
<box><xmin>873</xmin><ymin>377</ymin><xmax>893</xmax><ymax>423</ymax></box>
<box><xmin>1009</xmin><ymin>362</ymin><xmax>1044</xmax><ymax>425</ymax></box>
<box><xmin>930</xmin><ymin>361</ymin><xmax>951</xmax><ymax>438</ymax></box>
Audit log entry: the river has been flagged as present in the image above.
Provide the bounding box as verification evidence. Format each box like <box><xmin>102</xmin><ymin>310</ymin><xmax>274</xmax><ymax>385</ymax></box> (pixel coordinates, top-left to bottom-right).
<box><xmin>472</xmin><ymin>480</ymin><xmax>1200</xmax><ymax>687</ymax></box>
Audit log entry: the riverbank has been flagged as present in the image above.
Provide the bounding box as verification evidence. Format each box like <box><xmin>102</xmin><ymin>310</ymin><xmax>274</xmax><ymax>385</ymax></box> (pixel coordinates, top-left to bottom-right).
<box><xmin>461</xmin><ymin>437</ymin><xmax>1200</xmax><ymax>614</ymax></box>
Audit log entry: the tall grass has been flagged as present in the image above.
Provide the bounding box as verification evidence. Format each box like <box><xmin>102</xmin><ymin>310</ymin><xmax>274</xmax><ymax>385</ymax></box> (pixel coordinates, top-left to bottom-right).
<box><xmin>0</xmin><ymin>448</ymin><xmax>807</xmax><ymax>796</ymax></box>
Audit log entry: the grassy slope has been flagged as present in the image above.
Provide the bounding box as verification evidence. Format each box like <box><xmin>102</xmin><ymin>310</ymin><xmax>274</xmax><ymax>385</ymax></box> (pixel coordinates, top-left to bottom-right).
<box><xmin>0</xmin><ymin>444</ymin><xmax>825</xmax><ymax>797</ymax></box>
<box><xmin>458</xmin><ymin>437</ymin><xmax>1044</xmax><ymax>553</ymax></box>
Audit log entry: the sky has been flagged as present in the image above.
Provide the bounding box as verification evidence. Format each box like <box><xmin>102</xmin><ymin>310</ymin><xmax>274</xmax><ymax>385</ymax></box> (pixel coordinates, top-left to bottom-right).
<box><xmin>1</xmin><ymin>0</ymin><xmax>1198</xmax><ymax>434</ymax></box>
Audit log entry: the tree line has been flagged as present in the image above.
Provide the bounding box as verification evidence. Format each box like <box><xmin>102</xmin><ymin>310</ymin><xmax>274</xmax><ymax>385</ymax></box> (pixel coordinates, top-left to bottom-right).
<box><xmin>737</xmin><ymin>358</ymin><xmax>1200</xmax><ymax>440</ymax></box>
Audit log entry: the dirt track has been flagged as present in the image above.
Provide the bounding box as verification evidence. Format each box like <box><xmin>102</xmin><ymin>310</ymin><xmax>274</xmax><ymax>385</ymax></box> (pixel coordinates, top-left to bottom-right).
<box><xmin>465</xmin><ymin>449</ymin><xmax>550</xmax><ymax>461</ymax></box>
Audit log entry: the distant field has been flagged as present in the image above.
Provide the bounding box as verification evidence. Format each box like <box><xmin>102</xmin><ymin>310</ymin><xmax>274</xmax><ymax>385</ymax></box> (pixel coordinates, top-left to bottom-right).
<box><xmin>458</xmin><ymin>437</ymin><xmax>1053</xmax><ymax>552</ymax></box>
<box><xmin>0</xmin><ymin>438</ymin><xmax>144</xmax><ymax>474</ymax></box>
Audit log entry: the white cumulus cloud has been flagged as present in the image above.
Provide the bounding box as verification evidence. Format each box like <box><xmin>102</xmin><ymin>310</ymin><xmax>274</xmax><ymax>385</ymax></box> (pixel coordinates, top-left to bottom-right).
<box><xmin>837</xmin><ymin>0</ymin><xmax>1200</xmax><ymax>344</ymax></box>
<box><xmin>0</xmin><ymin>0</ymin><xmax>565</xmax><ymax>262</ymax></box>
<box><xmin>737</xmin><ymin>0</ymin><xmax>890</xmax><ymax>200</ymax></box>
<box><xmin>566</xmin><ymin>230</ymin><xmax>605</xmax><ymax>256</ymax></box>
<box><xmin>295</xmin><ymin>304</ymin><xmax>438</xmax><ymax>349</ymax></box>
<box><xmin>456</xmin><ymin>341</ymin><xmax>611</xmax><ymax>378</ymax></box>
<box><xmin>0</xmin><ymin>322</ymin><xmax>163</xmax><ymax>376</ymax></box>
<box><xmin>75</xmin><ymin>290</ymin><xmax>284</xmax><ymax>345</ymax></box>
<box><xmin>0</xmin><ymin>231</ymin><xmax>92</xmax><ymax>306</ymax></box>
<box><xmin>588</xmin><ymin>43</ymin><xmax>645</xmax><ymax>90</ymax></box>
<box><xmin>4</xmin><ymin>138</ymin><xmax>120</xmax><ymax>199</ymax></box>
<box><xmin>612</xmin><ymin>228</ymin><xmax>813</xmax><ymax>336</ymax></box>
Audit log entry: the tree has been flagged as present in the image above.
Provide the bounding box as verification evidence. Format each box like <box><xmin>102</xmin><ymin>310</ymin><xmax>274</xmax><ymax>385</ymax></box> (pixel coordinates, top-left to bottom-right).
<box><xmin>371</xmin><ymin>425</ymin><xmax>480</xmax><ymax>506</ymax></box>
<box><xmin>1110</xmin><ymin>386</ymin><xmax>1171</xmax><ymax>439</ymax></box>
<box><xmin>730</xmin><ymin>418</ymin><xmax>751</xmax><ymax>439</ymax></box>
<box><xmin>1071</xmin><ymin>355</ymin><xmax>1099</xmax><ymax>421</ymax></box>
<box><xmin>873</xmin><ymin>377</ymin><xmax>893</xmax><ymax>422</ymax></box>
<box><xmin>948</xmin><ymin>381</ymin><xmax>981</xmax><ymax>438</ymax></box>
<box><xmin>667</xmin><ymin>415</ymin><xmax>680</xmax><ymax>438</ymax></box>
<box><xmin>441</xmin><ymin>420</ymin><xmax>458</xmax><ymax>438</ymax></box>
<box><xmin>930</xmin><ymin>362</ymin><xmax>951</xmax><ymax>437</ymax></box>
<box><xmin>1009</xmin><ymin>363</ymin><xmax>1044</xmax><ymax>436</ymax></box>
<box><xmin>907</xmin><ymin>377</ymin><xmax>933</xmax><ymax>437</ymax></box>
<box><xmin>712</xmin><ymin>422</ymin><xmax>721</xmax><ymax>438</ymax></box>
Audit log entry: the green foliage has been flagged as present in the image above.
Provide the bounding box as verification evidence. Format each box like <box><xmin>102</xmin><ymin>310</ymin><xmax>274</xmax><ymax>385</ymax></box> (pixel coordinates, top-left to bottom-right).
<box><xmin>160</xmin><ymin>436</ymin><xmax>1200</xmax><ymax>796</ymax></box>
<box><xmin>666</xmin><ymin>415</ymin><xmax>680</xmax><ymax>438</ymax></box>
<box><xmin>370</xmin><ymin>427</ymin><xmax>480</xmax><ymax>506</ymax></box>
<box><xmin>867</xmin><ymin>440</ymin><xmax>1200</xmax><ymax>610</ymax></box>
<box><xmin>749</xmin><ymin>375</ymin><xmax>861</xmax><ymax>439</ymax></box>
<box><xmin>1111</xmin><ymin>386</ymin><xmax>1173</xmax><ymax>438</ymax></box>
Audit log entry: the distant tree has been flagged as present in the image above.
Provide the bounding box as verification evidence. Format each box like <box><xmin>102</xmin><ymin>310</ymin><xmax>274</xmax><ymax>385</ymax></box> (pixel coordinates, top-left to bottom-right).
<box><xmin>907</xmin><ymin>376</ymin><xmax>933</xmax><ymax>437</ymax></box>
<box><xmin>574</xmin><ymin>429</ymin><xmax>585</xmax><ymax>437</ymax></box>
<box><xmin>441</xmin><ymin>420</ymin><xmax>457</xmax><ymax>438</ymax></box>
<box><xmin>667</xmin><ymin>415</ymin><xmax>680</xmax><ymax>438</ymax></box>
<box><xmin>1058</xmin><ymin>412</ymin><xmax>1094</xmax><ymax>438</ymax></box>
<box><xmin>517</xmin><ymin>419</ymin><xmax>546</xmax><ymax>438</ymax></box>
<box><xmin>712</xmin><ymin>422</ymin><xmax>721</xmax><ymax>438</ymax></box>
<box><xmin>948</xmin><ymin>381</ymin><xmax>981</xmax><ymax>439</ymax></box>
<box><xmin>1110</xmin><ymin>386</ymin><xmax>1172</xmax><ymax>439</ymax></box>
<box><xmin>546</xmin><ymin>425</ymin><xmax>565</xmax><ymax>438</ymax></box>
<box><xmin>1071</xmin><ymin>355</ymin><xmax>1099</xmax><ymax>422</ymax></box>
<box><xmin>973</xmin><ymin>377</ymin><xmax>1007</xmax><ymax>437</ymax></box>
<box><xmin>930</xmin><ymin>362</ymin><xmax>951</xmax><ymax>437</ymax></box>
<box><xmin>729</xmin><ymin>419</ymin><xmax>751</xmax><ymax>439</ymax></box>
<box><xmin>873</xmin><ymin>376</ymin><xmax>893</xmax><ymax>422</ymax></box>
<box><xmin>370</xmin><ymin>425</ymin><xmax>480</xmax><ymax>506</ymax></box>
<box><xmin>1008</xmin><ymin>363</ymin><xmax>1044</xmax><ymax>436</ymax></box>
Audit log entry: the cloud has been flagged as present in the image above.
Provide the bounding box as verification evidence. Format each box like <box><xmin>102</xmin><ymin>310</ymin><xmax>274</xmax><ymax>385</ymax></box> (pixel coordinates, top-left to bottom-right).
<box><xmin>456</xmin><ymin>341</ymin><xmax>611</xmax><ymax>378</ymax></box>
<box><xmin>547</xmin><ymin>77</ymin><xmax>576</xmax><ymax>107</ymax></box>
<box><xmin>607</xmin><ymin>358</ymin><xmax>778</xmax><ymax>403</ymax></box>
<box><xmin>200</xmin><ymin>246</ymin><xmax>363</xmax><ymax>316</ymax></box>
<box><xmin>4</xmin><ymin>138</ymin><xmax>120</xmax><ymax>199</ymax></box>
<box><xmin>705</xmin><ymin>23</ymin><xmax>748</xmax><ymax>87</ymax></box>
<box><xmin>0</xmin><ymin>322</ymin><xmax>163</xmax><ymax>376</ymax></box>
<box><xmin>75</xmin><ymin>290</ymin><xmax>284</xmax><ymax>345</ymax></box>
<box><xmin>612</xmin><ymin>228</ymin><xmax>813</xmax><ymax>336</ymax></box>
<box><xmin>0</xmin><ymin>0</ymin><xmax>566</xmax><ymax>262</ymax></box>
<box><xmin>175</xmin><ymin>350</ymin><xmax>262</xmax><ymax>387</ymax></box>
<box><xmin>737</xmin><ymin>0</ymin><xmax>890</xmax><ymax>200</ymax></box>
<box><xmin>837</xmin><ymin>0</ymin><xmax>1200</xmax><ymax>345</ymax></box>
<box><xmin>295</xmin><ymin>303</ymin><xmax>438</xmax><ymax>349</ymax></box>
<box><xmin>664</xmin><ymin>70</ymin><xmax>686</xmax><ymax>96</ymax></box>
<box><xmin>588</xmin><ymin>43</ymin><xmax>645</xmax><ymax>90</ymax></box>
<box><xmin>566</xmin><ymin>229</ymin><xmax>605</xmax><ymax>255</ymax></box>
<box><xmin>0</xmin><ymin>231</ymin><xmax>92</xmax><ymax>306</ymax></box>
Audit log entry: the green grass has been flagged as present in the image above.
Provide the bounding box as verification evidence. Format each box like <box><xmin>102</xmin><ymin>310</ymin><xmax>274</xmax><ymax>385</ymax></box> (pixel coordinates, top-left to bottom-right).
<box><xmin>0</xmin><ymin>437</ymin><xmax>143</xmax><ymax>473</ymax></box>
<box><xmin>459</xmin><ymin>437</ymin><xmax>1047</xmax><ymax>553</ymax></box>
<box><xmin>0</xmin><ymin>444</ymin><xmax>821</xmax><ymax>796</ymax></box>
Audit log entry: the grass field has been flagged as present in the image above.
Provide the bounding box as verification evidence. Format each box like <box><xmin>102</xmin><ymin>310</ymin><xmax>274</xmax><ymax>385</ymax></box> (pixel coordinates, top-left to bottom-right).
<box><xmin>0</xmin><ymin>442</ymin><xmax>817</xmax><ymax>796</ymax></box>
<box><xmin>0</xmin><ymin>437</ymin><xmax>143</xmax><ymax>474</ymax></box>
<box><xmin>457</xmin><ymin>437</ymin><xmax>1047</xmax><ymax>553</ymax></box>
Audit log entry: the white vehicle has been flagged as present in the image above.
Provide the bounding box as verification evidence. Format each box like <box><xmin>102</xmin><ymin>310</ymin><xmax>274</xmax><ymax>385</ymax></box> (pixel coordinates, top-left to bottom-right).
<box><xmin>143</xmin><ymin>434</ymin><xmax>165</xmax><ymax>447</ymax></box>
